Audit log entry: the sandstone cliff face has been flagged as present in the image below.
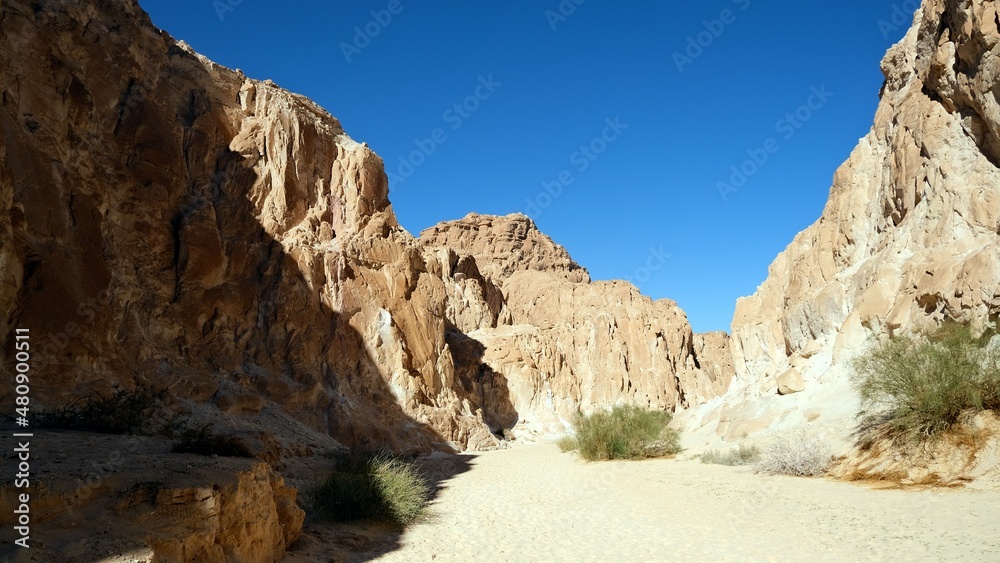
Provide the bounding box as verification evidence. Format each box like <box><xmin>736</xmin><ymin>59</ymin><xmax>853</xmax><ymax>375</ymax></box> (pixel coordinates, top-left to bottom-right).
<box><xmin>1</xmin><ymin>0</ymin><xmax>732</xmax><ymax>461</ymax></box>
<box><xmin>0</xmin><ymin>0</ymin><xmax>511</xmax><ymax>455</ymax></box>
<box><xmin>422</xmin><ymin>214</ymin><xmax>734</xmax><ymax>437</ymax></box>
<box><xmin>0</xmin><ymin>432</ymin><xmax>303</xmax><ymax>562</ymax></box>
<box><xmin>420</xmin><ymin>212</ymin><xmax>590</xmax><ymax>284</ymax></box>
<box><xmin>694</xmin><ymin>0</ymin><xmax>1000</xmax><ymax>441</ymax></box>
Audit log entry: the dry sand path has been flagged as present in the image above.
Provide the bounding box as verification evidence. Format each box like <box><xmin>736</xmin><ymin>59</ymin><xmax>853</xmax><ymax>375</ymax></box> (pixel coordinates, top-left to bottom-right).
<box><xmin>292</xmin><ymin>443</ymin><xmax>1000</xmax><ymax>562</ymax></box>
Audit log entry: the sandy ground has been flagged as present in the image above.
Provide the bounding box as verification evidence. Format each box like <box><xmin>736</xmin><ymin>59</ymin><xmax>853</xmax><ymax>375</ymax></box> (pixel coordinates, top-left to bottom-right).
<box><xmin>288</xmin><ymin>443</ymin><xmax>1000</xmax><ymax>562</ymax></box>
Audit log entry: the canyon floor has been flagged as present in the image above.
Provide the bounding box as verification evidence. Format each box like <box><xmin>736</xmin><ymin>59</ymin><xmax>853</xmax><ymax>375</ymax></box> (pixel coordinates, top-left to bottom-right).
<box><xmin>287</xmin><ymin>443</ymin><xmax>1000</xmax><ymax>562</ymax></box>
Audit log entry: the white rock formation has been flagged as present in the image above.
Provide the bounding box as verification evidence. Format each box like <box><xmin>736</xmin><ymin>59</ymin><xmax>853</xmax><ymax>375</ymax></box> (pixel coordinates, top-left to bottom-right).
<box><xmin>684</xmin><ymin>0</ymin><xmax>1000</xmax><ymax>447</ymax></box>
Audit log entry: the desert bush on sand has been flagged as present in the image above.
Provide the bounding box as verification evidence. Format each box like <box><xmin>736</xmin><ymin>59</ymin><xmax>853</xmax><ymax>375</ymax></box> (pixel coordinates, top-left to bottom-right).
<box><xmin>307</xmin><ymin>451</ymin><xmax>430</xmax><ymax>526</ymax></box>
<box><xmin>852</xmin><ymin>322</ymin><xmax>1000</xmax><ymax>445</ymax></box>
<box><xmin>754</xmin><ymin>428</ymin><xmax>832</xmax><ymax>477</ymax></box>
<box><xmin>700</xmin><ymin>443</ymin><xmax>760</xmax><ymax>466</ymax></box>
<box><xmin>569</xmin><ymin>405</ymin><xmax>680</xmax><ymax>461</ymax></box>
<box><xmin>556</xmin><ymin>435</ymin><xmax>579</xmax><ymax>452</ymax></box>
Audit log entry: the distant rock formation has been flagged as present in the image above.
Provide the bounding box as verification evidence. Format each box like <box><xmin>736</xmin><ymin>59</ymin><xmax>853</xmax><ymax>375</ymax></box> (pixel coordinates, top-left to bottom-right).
<box><xmin>422</xmin><ymin>214</ymin><xmax>733</xmax><ymax>437</ymax></box>
<box><xmin>0</xmin><ymin>0</ymin><xmax>731</xmax><ymax>464</ymax></box>
<box><xmin>420</xmin><ymin>212</ymin><xmax>590</xmax><ymax>284</ymax></box>
<box><xmin>690</xmin><ymin>0</ymin><xmax>1000</xmax><ymax>442</ymax></box>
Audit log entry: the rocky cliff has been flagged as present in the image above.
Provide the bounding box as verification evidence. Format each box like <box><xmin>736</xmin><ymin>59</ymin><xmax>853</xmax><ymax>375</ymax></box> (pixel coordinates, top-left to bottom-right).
<box><xmin>0</xmin><ymin>1</ymin><xmax>739</xmax><ymax>558</ymax></box>
<box><xmin>689</xmin><ymin>0</ymin><xmax>1000</xmax><ymax>442</ymax></box>
<box><xmin>422</xmin><ymin>213</ymin><xmax>733</xmax><ymax>437</ymax></box>
<box><xmin>1</xmin><ymin>0</ymin><xmax>730</xmax><ymax>458</ymax></box>
<box><xmin>1</xmin><ymin>0</ymin><xmax>496</xmax><ymax>455</ymax></box>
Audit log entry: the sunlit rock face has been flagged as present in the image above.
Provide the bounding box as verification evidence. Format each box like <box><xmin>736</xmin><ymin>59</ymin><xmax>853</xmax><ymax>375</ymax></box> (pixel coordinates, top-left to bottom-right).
<box><xmin>421</xmin><ymin>213</ymin><xmax>734</xmax><ymax>439</ymax></box>
<box><xmin>0</xmin><ymin>0</ymin><xmax>732</xmax><ymax>456</ymax></box>
<box><xmin>693</xmin><ymin>0</ymin><xmax>1000</xmax><ymax>444</ymax></box>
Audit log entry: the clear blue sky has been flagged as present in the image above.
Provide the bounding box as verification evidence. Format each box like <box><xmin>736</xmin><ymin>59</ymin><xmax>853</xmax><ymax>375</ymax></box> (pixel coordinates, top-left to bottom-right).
<box><xmin>143</xmin><ymin>1</ymin><xmax>913</xmax><ymax>333</ymax></box>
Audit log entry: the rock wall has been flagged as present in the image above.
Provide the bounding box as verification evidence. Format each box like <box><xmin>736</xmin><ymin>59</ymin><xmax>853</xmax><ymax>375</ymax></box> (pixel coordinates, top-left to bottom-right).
<box><xmin>420</xmin><ymin>212</ymin><xmax>590</xmax><ymax>284</ymax></box>
<box><xmin>422</xmin><ymin>214</ymin><xmax>733</xmax><ymax>438</ymax></box>
<box><xmin>692</xmin><ymin>0</ymin><xmax>1000</xmax><ymax>443</ymax></box>
<box><xmin>0</xmin><ymin>0</ymin><xmax>501</xmax><ymax>453</ymax></box>
<box><xmin>1</xmin><ymin>0</ymin><xmax>732</xmax><ymax>459</ymax></box>
<box><xmin>0</xmin><ymin>432</ymin><xmax>304</xmax><ymax>562</ymax></box>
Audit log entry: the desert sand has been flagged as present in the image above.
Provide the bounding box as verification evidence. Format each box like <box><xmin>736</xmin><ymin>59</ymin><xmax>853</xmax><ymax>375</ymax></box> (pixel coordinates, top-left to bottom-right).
<box><xmin>288</xmin><ymin>444</ymin><xmax>1000</xmax><ymax>562</ymax></box>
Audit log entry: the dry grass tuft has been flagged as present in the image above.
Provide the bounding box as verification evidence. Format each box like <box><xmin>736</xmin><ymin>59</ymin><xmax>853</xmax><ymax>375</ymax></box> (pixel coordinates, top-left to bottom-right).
<box><xmin>754</xmin><ymin>428</ymin><xmax>832</xmax><ymax>477</ymax></box>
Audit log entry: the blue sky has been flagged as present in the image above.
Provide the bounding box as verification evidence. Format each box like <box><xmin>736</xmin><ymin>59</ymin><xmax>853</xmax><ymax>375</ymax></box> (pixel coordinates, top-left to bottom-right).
<box><xmin>144</xmin><ymin>1</ymin><xmax>915</xmax><ymax>333</ymax></box>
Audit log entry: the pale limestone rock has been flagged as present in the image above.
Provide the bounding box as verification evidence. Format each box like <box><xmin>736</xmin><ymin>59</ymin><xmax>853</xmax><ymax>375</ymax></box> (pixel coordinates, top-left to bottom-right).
<box><xmin>692</xmin><ymin>0</ymin><xmax>1000</xmax><ymax>446</ymax></box>
<box><xmin>692</xmin><ymin>331</ymin><xmax>737</xmax><ymax>400</ymax></box>
<box><xmin>776</xmin><ymin>368</ymin><xmax>805</xmax><ymax>396</ymax></box>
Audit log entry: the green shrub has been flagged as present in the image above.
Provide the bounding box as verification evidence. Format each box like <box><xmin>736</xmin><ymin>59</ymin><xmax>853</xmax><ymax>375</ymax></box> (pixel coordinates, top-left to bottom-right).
<box><xmin>700</xmin><ymin>443</ymin><xmax>760</xmax><ymax>466</ymax></box>
<box><xmin>171</xmin><ymin>424</ymin><xmax>253</xmax><ymax>458</ymax></box>
<box><xmin>307</xmin><ymin>451</ymin><xmax>430</xmax><ymax>526</ymax></box>
<box><xmin>556</xmin><ymin>436</ymin><xmax>579</xmax><ymax>452</ymax></box>
<box><xmin>573</xmin><ymin>404</ymin><xmax>680</xmax><ymax>461</ymax></box>
<box><xmin>852</xmin><ymin>323</ymin><xmax>1000</xmax><ymax>444</ymax></box>
<box><xmin>35</xmin><ymin>386</ymin><xmax>161</xmax><ymax>434</ymax></box>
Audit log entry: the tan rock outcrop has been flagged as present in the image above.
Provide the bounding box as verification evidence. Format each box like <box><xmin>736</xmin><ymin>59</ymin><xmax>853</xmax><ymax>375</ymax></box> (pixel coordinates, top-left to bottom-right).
<box><xmin>0</xmin><ymin>0</ymin><xmax>508</xmax><ymax>454</ymax></box>
<box><xmin>0</xmin><ymin>433</ymin><xmax>303</xmax><ymax>562</ymax></box>
<box><xmin>693</xmin><ymin>0</ymin><xmax>1000</xmax><ymax>444</ymax></box>
<box><xmin>1</xmin><ymin>0</ymin><xmax>734</xmax><ymax>463</ymax></box>
<box><xmin>775</xmin><ymin>368</ymin><xmax>805</xmax><ymax>396</ymax></box>
<box><xmin>420</xmin><ymin>213</ymin><xmax>590</xmax><ymax>284</ymax></box>
<box><xmin>692</xmin><ymin>331</ymin><xmax>737</xmax><ymax>399</ymax></box>
<box><xmin>423</xmin><ymin>215</ymin><xmax>735</xmax><ymax>437</ymax></box>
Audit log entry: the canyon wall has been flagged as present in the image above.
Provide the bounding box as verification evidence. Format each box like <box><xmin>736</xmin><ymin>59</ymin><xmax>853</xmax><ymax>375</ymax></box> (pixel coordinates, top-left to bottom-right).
<box><xmin>422</xmin><ymin>213</ymin><xmax>733</xmax><ymax>437</ymax></box>
<box><xmin>0</xmin><ymin>0</ymin><xmax>730</xmax><ymax>460</ymax></box>
<box><xmin>689</xmin><ymin>0</ymin><xmax>1000</xmax><ymax>442</ymax></box>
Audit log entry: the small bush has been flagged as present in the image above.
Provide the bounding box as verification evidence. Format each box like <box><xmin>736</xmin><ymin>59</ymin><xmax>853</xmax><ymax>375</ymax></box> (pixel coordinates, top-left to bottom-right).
<box><xmin>700</xmin><ymin>443</ymin><xmax>760</xmax><ymax>466</ymax></box>
<box><xmin>852</xmin><ymin>323</ymin><xmax>1000</xmax><ymax>444</ymax></box>
<box><xmin>573</xmin><ymin>404</ymin><xmax>680</xmax><ymax>461</ymax></box>
<box><xmin>754</xmin><ymin>429</ymin><xmax>832</xmax><ymax>477</ymax></box>
<box><xmin>556</xmin><ymin>436</ymin><xmax>579</xmax><ymax>452</ymax></box>
<box><xmin>307</xmin><ymin>451</ymin><xmax>430</xmax><ymax>526</ymax></box>
<box><xmin>171</xmin><ymin>424</ymin><xmax>253</xmax><ymax>458</ymax></box>
<box><xmin>35</xmin><ymin>386</ymin><xmax>161</xmax><ymax>434</ymax></box>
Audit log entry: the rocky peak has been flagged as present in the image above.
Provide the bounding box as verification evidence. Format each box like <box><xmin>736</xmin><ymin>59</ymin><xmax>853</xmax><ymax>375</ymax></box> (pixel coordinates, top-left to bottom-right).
<box><xmin>420</xmin><ymin>212</ymin><xmax>590</xmax><ymax>284</ymax></box>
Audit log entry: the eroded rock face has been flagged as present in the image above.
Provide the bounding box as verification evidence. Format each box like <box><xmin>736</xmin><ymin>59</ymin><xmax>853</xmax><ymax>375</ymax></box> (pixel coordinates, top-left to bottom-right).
<box><xmin>420</xmin><ymin>213</ymin><xmax>590</xmax><ymax>284</ymax></box>
<box><xmin>1</xmin><ymin>0</ymin><xmax>732</xmax><ymax>462</ymax></box>
<box><xmin>0</xmin><ymin>433</ymin><xmax>303</xmax><ymax>563</ymax></box>
<box><xmin>696</xmin><ymin>0</ymin><xmax>1000</xmax><ymax>443</ymax></box>
<box><xmin>0</xmin><ymin>0</ymin><xmax>500</xmax><ymax>455</ymax></box>
<box><xmin>422</xmin><ymin>214</ymin><xmax>734</xmax><ymax>438</ymax></box>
